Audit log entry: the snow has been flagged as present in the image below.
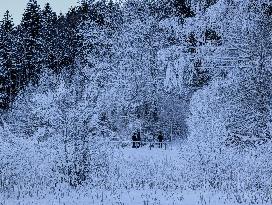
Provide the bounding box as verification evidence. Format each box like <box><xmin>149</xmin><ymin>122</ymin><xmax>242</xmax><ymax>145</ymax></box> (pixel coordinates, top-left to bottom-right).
<box><xmin>1</xmin><ymin>0</ymin><xmax>272</xmax><ymax>204</ymax></box>
<box><xmin>3</xmin><ymin>144</ymin><xmax>271</xmax><ymax>205</ymax></box>
<box><xmin>3</xmin><ymin>189</ymin><xmax>258</xmax><ymax>205</ymax></box>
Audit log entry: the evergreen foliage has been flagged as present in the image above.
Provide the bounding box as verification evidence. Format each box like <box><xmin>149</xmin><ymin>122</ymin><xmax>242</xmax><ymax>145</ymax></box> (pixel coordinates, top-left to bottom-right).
<box><xmin>0</xmin><ymin>11</ymin><xmax>16</xmax><ymax>109</ymax></box>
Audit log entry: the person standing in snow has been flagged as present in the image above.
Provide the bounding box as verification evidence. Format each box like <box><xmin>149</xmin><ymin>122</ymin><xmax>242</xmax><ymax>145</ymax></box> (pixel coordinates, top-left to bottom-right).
<box><xmin>136</xmin><ymin>130</ymin><xmax>141</xmax><ymax>148</ymax></box>
<box><xmin>132</xmin><ymin>132</ymin><xmax>137</xmax><ymax>148</ymax></box>
<box><xmin>158</xmin><ymin>131</ymin><xmax>164</xmax><ymax>148</ymax></box>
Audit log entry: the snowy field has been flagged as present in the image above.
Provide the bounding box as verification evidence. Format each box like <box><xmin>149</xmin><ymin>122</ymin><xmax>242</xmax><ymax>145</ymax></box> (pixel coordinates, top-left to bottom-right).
<box><xmin>2</xmin><ymin>190</ymin><xmax>250</xmax><ymax>205</ymax></box>
<box><xmin>1</xmin><ymin>0</ymin><xmax>272</xmax><ymax>204</ymax></box>
<box><xmin>2</xmin><ymin>144</ymin><xmax>271</xmax><ymax>205</ymax></box>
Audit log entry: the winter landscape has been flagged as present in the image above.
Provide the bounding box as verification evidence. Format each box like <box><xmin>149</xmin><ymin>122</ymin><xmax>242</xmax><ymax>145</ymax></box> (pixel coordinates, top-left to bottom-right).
<box><xmin>0</xmin><ymin>0</ymin><xmax>272</xmax><ymax>204</ymax></box>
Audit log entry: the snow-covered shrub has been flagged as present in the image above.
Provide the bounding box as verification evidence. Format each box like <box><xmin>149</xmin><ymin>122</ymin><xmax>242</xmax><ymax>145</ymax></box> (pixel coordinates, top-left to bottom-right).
<box><xmin>0</xmin><ymin>121</ymin><xmax>62</xmax><ymax>196</ymax></box>
<box><xmin>1</xmin><ymin>71</ymin><xmax>110</xmax><ymax>195</ymax></box>
<box><xmin>187</xmin><ymin>77</ymin><xmax>229</xmax><ymax>148</ymax></box>
<box><xmin>184</xmin><ymin>77</ymin><xmax>227</xmax><ymax>189</ymax></box>
<box><xmin>108</xmin><ymin>147</ymin><xmax>185</xmax><ymax>192</ymax></box>
<box><xmin>185</xmin><ymin>74</ymin><xmax>272</xmax><ymax>202</ymax></box>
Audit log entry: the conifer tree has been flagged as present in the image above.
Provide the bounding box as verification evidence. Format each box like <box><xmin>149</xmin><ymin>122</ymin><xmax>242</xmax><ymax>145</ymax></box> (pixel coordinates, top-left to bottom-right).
<box><xmin>20</xmin><ymin>0</ymin><xmax>42</xmax><ymax>85</ymax></box>
<box><xmin>41</xmin><ymin>3</ymin><xmax>58</xmax><ymax>70</ymax></box>
<box><xmin>0</xmin><ymin>11</ymin><xmax>16</xmax><ymax>109</ymax></box>
<box><xmin>54</xmin><ymin>8</ymin><xmax>83</xmax><ymax>74</ymax></box>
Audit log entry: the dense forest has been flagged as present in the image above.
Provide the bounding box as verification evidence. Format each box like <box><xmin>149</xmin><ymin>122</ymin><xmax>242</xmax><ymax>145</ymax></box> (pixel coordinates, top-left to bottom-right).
<box><xmin>0</xmin><ymin>0</ymin><xmax>272</xmax><ymax>204</ymax></box>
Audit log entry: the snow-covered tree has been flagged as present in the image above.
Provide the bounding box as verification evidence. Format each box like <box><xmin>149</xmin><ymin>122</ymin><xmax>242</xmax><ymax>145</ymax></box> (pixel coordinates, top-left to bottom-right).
<box><xmin>0</xmin><ymin>11</ymin><xmax>17</xmax><ymax>109</ymax></box>
<box><xmin>216</xmin><ymin>0</ymin><xmax>272</xmax><ymax>145</ymax></box>
<box><xmin>19</xmin><ymin>0</ymin><xmax>42</xmax><ymax>85</ymax></box>
<box><xmin>40</xmin><ymin>3</ymin><xmax>58</xmax><ymax>70</ymax></box>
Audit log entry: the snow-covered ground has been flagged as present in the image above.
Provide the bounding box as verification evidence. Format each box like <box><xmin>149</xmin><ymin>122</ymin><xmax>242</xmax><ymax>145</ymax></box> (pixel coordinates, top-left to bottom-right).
<box><xmin>3</xmin><ymin>144</ymin><xmax>271</xmax><ymax>205</ymax></box>
<box><xmin>2</xmin><ymin>189</ymin><xmax>251</xmax><ymax>205</ymax></box>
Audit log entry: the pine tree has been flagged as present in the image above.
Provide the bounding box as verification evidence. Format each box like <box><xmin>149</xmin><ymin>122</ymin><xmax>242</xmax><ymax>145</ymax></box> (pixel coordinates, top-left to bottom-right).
<box><xmin>20</xmin><ymin>0</ymin><xmax>42</xmax><ymax>85</ymax></box>
<box><xmin>66</xmin><ymin>8</ymin><xmax>82</xmax><ymax>70</ymax></box>
<box><xmin>41</xmin><ymin>3</ymin><xmax>58</xmax><ymax>70</ymax></box>
<box><xmin>0</xmin><ymin>11</ymin><xmax>16</xmax><ymax>109</ymax></box>
<box><xmin>53</xmin><ymin>13</ymin><xmax>67</xmax><ymax>73</ymax></box>
<box><xmin>53</xmin><ymin>7</ymin><xmax>84</xmax><ymax>74</ymax></box>
<box><xmin>149</xmin><ymin>0</ymin><xmax>194</xmax><ymax>19</ymax></box>
<box><xmin>174</xmin><ymin>0</ymin><xmax>195</xmax><ymax>17</ymax></box>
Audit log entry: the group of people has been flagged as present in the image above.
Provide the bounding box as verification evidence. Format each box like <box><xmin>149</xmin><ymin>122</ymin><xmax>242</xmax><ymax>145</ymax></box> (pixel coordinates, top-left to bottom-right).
<box><xmin>131</xmin><ymin>131</ymin><xmax>164</xmax><ymax>148</ymax></box>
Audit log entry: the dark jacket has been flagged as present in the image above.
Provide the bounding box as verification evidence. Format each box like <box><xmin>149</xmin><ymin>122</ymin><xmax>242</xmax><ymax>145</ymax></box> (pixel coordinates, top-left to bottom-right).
<box><xmin>132</xmin><ymin>134</ymin><xmax>137</xmax><ymax>141</ymax></box>
<box><xmin>158</xmin><ymin>134</ymin><xmax>163</xmax><ymax>142</ymax></box>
